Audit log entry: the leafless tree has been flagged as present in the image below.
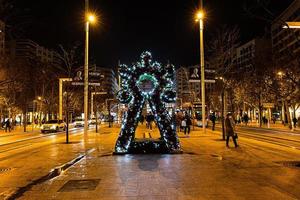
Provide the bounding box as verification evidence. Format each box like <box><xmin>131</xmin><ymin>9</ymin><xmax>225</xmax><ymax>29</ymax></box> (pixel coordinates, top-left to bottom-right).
<box><xmin>208</xmin><ymin>25</ymin><xmax>240</xmax><ymax>139</ymax></box>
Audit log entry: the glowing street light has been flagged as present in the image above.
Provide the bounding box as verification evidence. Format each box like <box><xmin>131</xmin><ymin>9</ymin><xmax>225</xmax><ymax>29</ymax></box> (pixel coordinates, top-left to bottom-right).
<box><xmin>195</xmin><ymin>11</ymin><xmax>204</xmax><ymax>22</ymax></box>
<box><xmin>277</xmin><ymin>71</ymin><xmax>284</xmax><ymax>76</ymax></box>
<box><xmin>84</xmin><ymin>2</ymin><xmax>97</xmax><ymax>135</ymax></box>
<box><xmin>195</xmin><ymin>5</ymin><xmax>206</xmax><ymax>134</ymax></box>
<box><xmin>87</xmin><ymin>14</ymin><xmax>96</xmax><ymax>23</ymax></box>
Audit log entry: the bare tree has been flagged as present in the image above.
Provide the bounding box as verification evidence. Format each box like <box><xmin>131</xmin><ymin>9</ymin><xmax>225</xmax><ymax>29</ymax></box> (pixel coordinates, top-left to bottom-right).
<box><xmin>208</xmin><ymin>25</ymin><xmax>240</xmax><ymax>140</ymax></box>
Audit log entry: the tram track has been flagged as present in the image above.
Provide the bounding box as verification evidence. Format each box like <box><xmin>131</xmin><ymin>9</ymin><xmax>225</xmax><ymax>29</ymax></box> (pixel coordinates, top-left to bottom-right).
<box><xmin>237</xmin><ymin>131</ymin><xmax>300</xmax><ymax>150</ymax></box>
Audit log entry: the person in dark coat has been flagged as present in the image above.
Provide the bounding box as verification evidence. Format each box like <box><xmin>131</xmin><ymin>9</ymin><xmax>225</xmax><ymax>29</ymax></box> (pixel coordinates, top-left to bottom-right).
<box><xmin>225</xmin><ymin>113</ymin><xmax>238</xmax><ymax>148</ymax></box>
<box><xmin>5</xmin><ymin>119</ymin><xmax>11</xmax><ymax>132</ymax></box>
<box><xmin>146</xmin><ymin>113</ymin><xmax>153</xmax><ymax>130</ymax></box>
<box><xmin>243</xmin><ymin>113</ymin><xmax>249</xmax><ymax>126</ymax></box>
<box><xmin>140</xmin><ymin>115</ymin><xmax>145</xmax><ymax>125</ymax></box>
<box><xmin>211</xmin><ymin>112</ymin><xmax>216</xmax><ymax>131</ymax></box>
<box><xmin>184</xmin><ymin>115</ymin><xmax>192</xmax><ymax>136</ymax></box>
<box><xmin>292</xmin><ymin>117</ymin><xmax>297</xmax><ymax>128</ymax></box>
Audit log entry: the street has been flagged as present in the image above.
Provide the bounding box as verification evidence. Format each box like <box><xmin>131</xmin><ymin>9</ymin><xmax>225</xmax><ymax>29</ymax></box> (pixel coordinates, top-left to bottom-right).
<box><xmin>0</xmin><ymin>124</ymin><xmax>299</xmax><ymax>199</ymax></box>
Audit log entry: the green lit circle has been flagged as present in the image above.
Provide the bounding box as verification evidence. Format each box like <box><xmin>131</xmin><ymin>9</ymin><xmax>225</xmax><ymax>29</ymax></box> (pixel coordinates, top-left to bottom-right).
<box><xmin>137</xmin><ymin>74</ymin><xmax>158</xmax><ymax>95</ymax></box>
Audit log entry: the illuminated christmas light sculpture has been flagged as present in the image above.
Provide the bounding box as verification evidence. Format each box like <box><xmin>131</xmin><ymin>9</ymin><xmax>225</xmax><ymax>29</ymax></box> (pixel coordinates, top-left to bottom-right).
<box><xmin>115</xmin><ymin>51</ymin><xmax>181</xmax><ymax>154</ymax></box>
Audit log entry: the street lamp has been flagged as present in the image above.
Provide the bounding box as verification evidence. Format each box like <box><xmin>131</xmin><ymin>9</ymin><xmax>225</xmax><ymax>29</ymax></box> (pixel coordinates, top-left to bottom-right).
<box><xmin>84</xmin><ymin>11</ymin><xmax>97</xmax><ymax>135</ymax></box>
<box><xmin>195</xmin><ymin>7</ymin><xmax>206</xmax><ymax>134</ymax></box>
<box><xmin>277</xmin><ymin>71</ymin><xmax>284</xmax><ymax>77</ymax></box>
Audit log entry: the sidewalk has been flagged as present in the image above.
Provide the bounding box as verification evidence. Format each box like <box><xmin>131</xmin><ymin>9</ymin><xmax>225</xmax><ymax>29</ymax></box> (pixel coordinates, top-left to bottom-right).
<box><xmin>236</xmin><ymin>121</ymin><xmax>300</xmax><ymax>134</ymax></box>
<box><xmin>15</xmin><ymin>126</ymin><xmax>300</xmax><ymax>200</ymax></box>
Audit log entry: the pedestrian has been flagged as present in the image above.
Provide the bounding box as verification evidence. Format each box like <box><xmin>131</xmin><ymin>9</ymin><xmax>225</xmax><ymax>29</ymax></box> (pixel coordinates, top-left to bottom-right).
<box><xmin>293</xmin><ymin>117</ymin><xmax>297</xmax><ymax>128</ymax></box>
<box><xmin>11</xmin><ymin>119</ymin><xmax>15</xmax><ymax>131</ymax></box>
<box><xmin>243</xmin><ymin>113</ymin><xmax>249</xmax><ymax>126</ymax></box>
<box><xmin>272</xmin><ymin>116</ymin><xmax>276</xmax><ymax>124</ymax></box>
<box><xmin>5</xmin><ymin>119</ymin><xmax>11</xmax><ymax>132</ymax></box>
<box><xmin>185</xmin><ymin>115</ymin><xmax>192</xmax><ymax>136</ymax></box>
<box><xmin>211</xmin><ymin>112</ymin><xmax>216</xmax><ymax>131</ymax></box>
<box><xmin>140</xmin><ymin>115</ymin><xmax>145</xmax><ymax>125</ymax></box>
<box><xmin>176</xmin><ymin>112</ymin><xmax>181</xmax><ymax>132</ymax></box>
<box><xmin>181</xmin><ymin>118</ymin><xmax>187</xmax><ymax>136</ymax></box>
<box><xmin>262</xmin><ymin>116</ymin><xmax>267</xmax><ymax>125</ymax></box>
<box><xmin>146</xmin><ymin>113</ymin><xmax>152</xmax><ymax>130</ymax></box>
<box><xmin>225</xmin><ymin>113</ymin><xmax>238</xmax><ymax>148</ymax></box>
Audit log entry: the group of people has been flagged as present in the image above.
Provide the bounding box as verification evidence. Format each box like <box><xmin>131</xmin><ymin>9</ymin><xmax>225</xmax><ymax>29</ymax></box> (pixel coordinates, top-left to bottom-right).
<box><xmin>1</xmin><ymin>118</ymin><xmax>16</xmax><ymax>132</ymax></box>
<box><xmin>235</xmin><ymin>113</ymin><xmax>250</xmax><ymax>125</ymax></box>
<box><xmin>139</xmin><ymin>113</ymin><xmax>155</xmax><ymax>130</ymax></box>
<box><xmin>180</xmin><ymin>114</ymin><xmax>192</xmax><ymax>136</ymax></box>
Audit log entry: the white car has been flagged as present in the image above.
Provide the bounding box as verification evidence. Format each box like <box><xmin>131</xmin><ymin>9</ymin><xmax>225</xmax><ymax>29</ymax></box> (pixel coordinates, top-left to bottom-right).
<box><xmin>195</xmin><ymin>119</ymin><xmax>208</xmax><ymax>127</ymax></box>
<box><xmin>41</xmin><ymin>120</ymin><xmax>66</xmax><ymax>133</ymax></box>
<box><xmin>89</xmin><ymin>118</ymin><xmax>97</xmax><ymax>125</ymax></box>
<box><xmin>74</xmin><ymin>118</ymin><xmax>85</xmax><ymax>127</ymax></box>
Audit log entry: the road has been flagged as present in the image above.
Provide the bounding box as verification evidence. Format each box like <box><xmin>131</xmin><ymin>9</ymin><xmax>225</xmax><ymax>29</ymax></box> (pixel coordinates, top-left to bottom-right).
<box><xmin>0</xmin><ymin>123</ymin><xmax>300</xmax><ymax>199</ymax></box>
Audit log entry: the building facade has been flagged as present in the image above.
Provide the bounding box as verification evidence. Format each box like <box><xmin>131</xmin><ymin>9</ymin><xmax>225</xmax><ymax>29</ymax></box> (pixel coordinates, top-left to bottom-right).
<box><xmin>6</xmin><ymin>39</ymin><xmax>61</xmax><ymax>65</ymax></box>
<box><xmin>98</xmin><ymin>67</ymin><xmax>119</xmax><ymax>96</ymax></box>
<box><xmin>271</xmin><ymin>0</ymin><xmax>300</xmax><ymax>68</ymax></box>
<box><xmin>176</xmin><ymin>64</ymin><xmax>216</xmax><ymax>106</ymax></box>
<box><xmin>235</xmin><ymin>38</ymin><xmax>271</xmax><ymax>70</ymax></box>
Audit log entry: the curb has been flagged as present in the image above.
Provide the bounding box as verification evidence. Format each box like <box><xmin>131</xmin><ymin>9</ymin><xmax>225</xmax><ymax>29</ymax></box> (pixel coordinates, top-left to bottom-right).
<box><xmin>6</xmin><ymin>148</ymin><xmax>96</xmax><ymax>200</ymax></box>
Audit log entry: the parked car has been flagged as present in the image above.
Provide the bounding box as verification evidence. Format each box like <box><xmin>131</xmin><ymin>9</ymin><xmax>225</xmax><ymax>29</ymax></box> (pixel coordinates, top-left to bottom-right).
<box><xmin>194</xmin><ymin>118</ymin><xmax>208</xmax><ymax>127</ymax></box>
<box><xmin>74</xmin><ymin>118</ymin><xmax>85</xmax><ymax>127</ymax></box>
<box><xmin>89</xmin><ymin>117</ymin><xmax>101</xmax><ymax>125</ymax></box>
<box><xmin>41</xmin><ymin>120</ymin><xmax>66</xmax><ymax>133</ymax></box>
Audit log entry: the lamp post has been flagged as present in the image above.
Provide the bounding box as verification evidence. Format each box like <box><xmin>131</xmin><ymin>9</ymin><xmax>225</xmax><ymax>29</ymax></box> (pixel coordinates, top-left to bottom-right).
<box><xmin>195</xmin><ymin>4</ymin><xmax>206</xmax><ymax>134</ymax></box>
<box><xmin>84</xmin><ymin>3</ymin><xmax>96</xmax><ymax>134</ymax></box>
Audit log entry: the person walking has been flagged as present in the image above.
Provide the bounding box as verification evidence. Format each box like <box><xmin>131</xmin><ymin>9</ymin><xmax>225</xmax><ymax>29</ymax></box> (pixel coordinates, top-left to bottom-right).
<box><xmin>243</xmin><ymin>113</ymin><xmax>249</xmax><ymax>126</ymax></box>
<box><xmin>146</xmin><ymin>113</ymin><xmax>153</xmax><ymax>130</ymax></box>
<box><xmin>175</xmin><ymin>113</ymin><xmax>182</xmax><ymax>132</ymax></box>
<box><xmin>140</xmin><ymin>115</ymin><xmax>145</xmax><ymax>125</ymax></box>
<box><xmin>225</xmin><ymin>113</ymin><xmax>238</xmax><ymax>148</ymax></box>
<box><xmin>211</xmin><ymin>112</ymin><xmax>216</xmax><ymax>131</ymax></box>
<box><xmin>185</xmin><ymin>115</ymin><xmax>192</xmax><ymax>136</ymax></box>
<box><xmin>181</xmin><ymin>118</ymin><xmax>187</xmax><ymax>136</ymax></box>
<box><xmin>5</xmin><ymin>119</ymin><xmax>11</xmax><ymax>132</ymax></box>
<box><xmin>293</xmin><ymin>117</ymin><xmax>297</xmax><ymax>128</ymax></box>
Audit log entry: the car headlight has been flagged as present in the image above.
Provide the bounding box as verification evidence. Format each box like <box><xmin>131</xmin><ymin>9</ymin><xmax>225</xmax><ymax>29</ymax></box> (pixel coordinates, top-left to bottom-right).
<box><xmin>51</xmin><ymin>125</ymin><xmax>56</xmax><ymax>129</ymax></box>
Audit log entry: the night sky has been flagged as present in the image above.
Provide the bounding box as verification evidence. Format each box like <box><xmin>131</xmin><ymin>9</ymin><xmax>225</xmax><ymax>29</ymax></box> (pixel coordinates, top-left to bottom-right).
<box><xmin>13</xmin><ymin>0</ymin><xmax>294</xmax><ymax>67</ymax></box>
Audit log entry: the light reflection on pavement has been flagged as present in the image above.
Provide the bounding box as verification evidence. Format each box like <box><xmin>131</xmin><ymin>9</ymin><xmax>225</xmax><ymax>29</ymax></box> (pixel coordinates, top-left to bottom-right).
<box><xmin>0</xmin><ymin>123</ymin><xmax>300</xmax><ymax>199</ymax></box>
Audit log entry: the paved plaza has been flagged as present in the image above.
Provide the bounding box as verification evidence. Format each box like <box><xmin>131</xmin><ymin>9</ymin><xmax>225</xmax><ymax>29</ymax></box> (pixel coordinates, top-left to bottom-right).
<box><xmin>1</xmin><ymin>124</ymin><xmax>298</xmax><ymax>200</ymax></box>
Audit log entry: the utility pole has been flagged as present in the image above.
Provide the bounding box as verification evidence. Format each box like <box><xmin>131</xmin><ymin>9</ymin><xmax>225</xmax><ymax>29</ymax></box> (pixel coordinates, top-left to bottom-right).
<box><xmin>199</xmin><ymin>0</ymin><xmax>206</xmax><ymax>134</ymax></box>
<box><xmin>84</xmin><ymin>0</ymin><xmax>89</xmax><ymax>135</ymax></box>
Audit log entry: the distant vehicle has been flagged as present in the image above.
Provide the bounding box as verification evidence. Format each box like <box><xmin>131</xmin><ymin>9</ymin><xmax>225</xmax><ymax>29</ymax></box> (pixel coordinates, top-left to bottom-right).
<box><xmin>195</xmin><ymin>119</ymin><xmax>208</xmax><ymax>127</ymax></box>
<box><xmin>74</xmin><ymin>118</ymin><xmax>85</xmax><ymax>127</ymax></box>
<box><xmin>89</xmin><ymin>118</ymin><xmax>97</xmax><ymax>125</ymax></box>
<box><xmin>41</xmin><ymin>120</ymin><xmax>66</xmax><ymax>133</ymax></box>
<box><xmin>194</xmin><ymin>111</ymin><xmax>208</xmax><ymax>127</ymax></box>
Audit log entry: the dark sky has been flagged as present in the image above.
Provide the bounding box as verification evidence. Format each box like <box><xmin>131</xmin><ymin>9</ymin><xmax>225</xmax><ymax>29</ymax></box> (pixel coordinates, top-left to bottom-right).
<box><xmin>14</xmin><ymin>0</ymin><xmax>294</xmax><ymax>67</ymax></box>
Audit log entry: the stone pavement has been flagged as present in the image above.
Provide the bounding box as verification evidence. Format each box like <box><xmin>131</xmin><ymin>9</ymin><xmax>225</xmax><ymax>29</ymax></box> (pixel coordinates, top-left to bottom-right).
<box><xmin>14</xmin><ymin>125</ymin><xmax>300</xmax><ymax>200</ymax></box>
